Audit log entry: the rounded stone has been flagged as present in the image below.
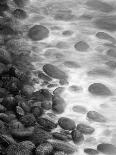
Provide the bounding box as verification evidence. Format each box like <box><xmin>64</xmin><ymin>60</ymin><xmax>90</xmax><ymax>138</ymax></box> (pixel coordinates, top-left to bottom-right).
<box><xmin>96</xmin><ymin>31</ymin><xmax>116</xmax><ymax>42</ymax></box>
<box><xmin>77</xmin><ymin>124</ymin><xmax>95</xmax><ymax>134</ymax></box>
<box><xmin>87</xmin><ymin>111</ymin><xmax>107</xmax><ymax>123</ymax></box>
<box><xmin>58</xmin><ymin>117</ymin><xmax>76</xmax><ymax>131</ymax></box>
<box><xmin>36</xmin><ymin>143</ymin><xmax>53</xmax><ymax>155</ymax></box>
<box><xmin>97</xmin><ymin>143</ymin><xmax>116</xmax><ymax>154</ymax></box>
<box><xmin>12</xmin><ymin>9</ymin><xmax>27</xmax><ymax>19</ymax></box>
<box><xmin>43</xmin><ymin>64</ymin><xmax>67</xmax><ymax>80</ymax></box>
<box><xmin>13</xmin><ymin>0</ymin><xmax>29</xmax><ymax>7</ymax></box>
<box><xmin>72</xmin><ymin>105</ymin><xmax>87</xmax><ymax>114</ymax></box>
<box><xmin>88</xmin><ymin>83</ymin><xmax>112</xmax><ymax>96</ymax></box>
<box><xmin>28</xmin><ymin>25</ymin><xmax>49</xmax><ymax>41</ymax></box>
<box><xmin>63</xmin><ymin>61</ymin><xmax>80</xmax><ymax>68</ymax></box>
<box><xmin>106</xmin><ymin>48</ymin><xmax>116</xmax><ymax>58</ymax></box>
<box><xmin>71</xmin><ymin>129</ymin><xmax>84</xmax><ymax>144</ymax></box>
<box><xmin>74</xmin><ymin>41</ymin><xmax>89</xmax><ymax>52</ymax></box>
<box><xmin>84</xmin><ymin>148</ymin><xmax>99</xmax><ymax>155</ymax></box>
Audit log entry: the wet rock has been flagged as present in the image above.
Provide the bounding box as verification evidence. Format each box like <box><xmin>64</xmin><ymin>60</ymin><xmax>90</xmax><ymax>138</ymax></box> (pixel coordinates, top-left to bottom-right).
<box><xmin>47</xmin><ymin>84</ymin><xmax>58</xmax><ymax>88</ymax></box>
<box><xmin>105</xmin><ymin>60</ymin><xmax>116</xmax><ymax>69</ymax></box>
<box><xmin>62</xmin><ymin>30</ymin><xmax>73</xmax><ymax>36</ymax></box>
<box><xmin>52</xmin><ymin>95</ymin><xmax>66</xmax><ymax>114</ymax></box>
<box><xmin>41</xmin><ymin>101</ymin><xmax>52</xmax><ymax>110</ymax></box>
<box><xmin>0</xmin><ymin>48</ymin><xmax>12</xmax><ymax>64</ymax></box>
<box><xmin>88</xmin><ymin>83</ymin><xmax>112</xmax><ymax>96</ymax></box>
<box><xmin>28</xmin><ymin>25</ymin><xmax>49</xmax><ymax>41</ymax></box>
<box><xmin>0</xmin><ymin>24</ymin><xmax>16</xmax><ymax>36</ymax></box>
<box><xmin>97</xmin><ymin>143</ymin><xmax>116</xmax><ymax>154</ymax></box>
<box><xmin>0</xmin><ymin>104</ymin><xmax>6</xmax><ymax>113</ymax></box>
<box><xmin>0</xmin><ymin>0</ymin><xmax>7</xmax><ymax>4</ymax></box>
<box><xmin>71</xmin><ymin>129</ymin><xmax>84</xmax><ymax>144</ymax></box>
<box><xmin>43</xmin><ymin>64</ymin><xmax>67</xmax><ymax>80</ymax></box>
<box><xmin>13</xmin><ymin>0</ymin><xmax>29</xmax><ymax>7</ymax></box>
<box><xmin>106</xmin><ymin>48</ymin><xmax>116</xmax><ymax>58</ymax></box>
<box><xmin>38</xmin><ymin>70</ymin><xmax>52</xmax><ymax>82</ymax></box>
<box><xmin>0</xmin><ymin>88</ymin><xmax>8</xmax><ymax>98</ymax></box>
<box><xmin>32</xmin><ymin>106</ymin><xmax>43</xmax><ymax>119</ymax></box>
<box><xmin>12</xmin><ymin>9</ymin><xmax>27</xmax><ymax>19</ymax></box>
<box><xmin>31</xmin><ymin>125</ymin><xmax>53</xmax><ymax>145</ymax></box>
<box><xmin>55</xmin><ymin>41</ymin><xmax>70</xmax><ymax>49</ymax></box>
<box><xmin>20</xmin><ymin>141</ymin><xmax>35</xmax><ymax>151</ymax></box>
<box><xmin>0</xmin><ymin>3</ymin><xmax>9</xmax><ymax>12</ymax></box>
<box><xmin>20</xmin><ymin>114</ymin><xmax>36</xmax><ymax>127</ymax></box>
<box><xmin>37</xmin><ymin>117</ymin><xmax>57</xmax><ymax>130</ymax></box>
<box><xmin>0</xmin><ymin>113</ymin><xmax>10</xmax><ymax>123</ymax></box>
<box><xmin>54</xmin><ymin>151</ymin><xmax>67</xmax><ymax>155</ymax></box>
<box><xmin>63</xmin><ymin>61</ymin><xmax>80</xmax><ymax>68</ymax></box>
<box><xmin>58</xmin><ymin>117</ymin><xmax>76</xmax><ymax>131</ymax></box>
<box><xmin>74</xmin><ymin>41</ymin><xmax>89</xmax><ymax>52</ymax></box>
<box><xmin>59</xmin><ymin>79</ymin><xmax>69</xmax><ymax>85</ymax></box>
<box><xmin>0</xmin><ymin>120</ymin><xmax>8</xmax><ymax>134</ymax></box>
<box><xmin>53</xmin><ymin>87</ymin><xmax>64</xmax><ymax>96</ymax></box>
<box><xmin>52</xmin><ymin>132</ymin><xmax>71</xmax><ymax>142</ymax></box>
<box><xmin>77</xmin><ymin>124</ymin><xmax>95</xmax><ymax>134</ymax></box>
<box><xmin>87</xmin><ymin>111</ymin><xmax>107</xmax><ymax>123</ymax></box>
<box><xmin>7</xmin><ymin>143</ymin><xmax>31</xmax><ymax>155</ymax></box>
<box><xmin>96</xmin><ymin>31</ymin><xmax>116</xmax><ymax>43</ymax></box>
<box><xmin>86</xmin><ymin>0</ymin><xmax>114</xmax><ymax>13</ymax></box>
<box><xmin>2</xmin><ymin>95</ymin><xmax>16</xmax><ymax>110</ymax></box>
<box><xmin>48</xmin><ymin>139</ymin><xmax>77</xmax><ymax>154</ymax></box>
<box><xmin>9</xmin><ymin>120</ymin><xmax>24</xmax><ymax>130</ymax></box>
<box><xmin>36</xmin><ymin>143</ymin><xmax>53</xmax><ymax>155</ymax></box>
<box><xmin>84</xmin><ymin>148</ymin><xmax>99</xmax><ymax>155</ymax></box>
<box><xmin>22</xmin><ymin>84</ymin><xmax>34</xmax><ymax>97</ymax></box>
<box><xmin>94</xmin><ymin>15</ymin><xmax>116</xmax><ymax>32</ymax></box>
<box><xmin>16</xmin><ymin>106</ymin><xmax>25</xmax><ymax>117</ymax></box>
<box><xmin>72</xmin><ymin>105</ymin><xmax>87</xmax><ymax>114</ymax></box>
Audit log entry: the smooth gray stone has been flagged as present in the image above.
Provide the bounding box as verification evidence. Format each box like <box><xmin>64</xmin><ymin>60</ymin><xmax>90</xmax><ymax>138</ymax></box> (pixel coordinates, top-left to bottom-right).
<box><xmin>87</xmin><ymin>111</ymin><xmax>107</xmax><ymax>123</ymax></box>
<box><xmin>77</xmin><ymin>124</ymin><xmax>95</xmax><ymax>134</ymax></box>
<box><xmin>94</xmin><ymin>16</ymin><xmax>116</xmax><ymax>32</ymax></box>
<box><xmin>86</xmin><ymin>0</ymin><xmax>114</xmax><ymax>13</ymax></box>
<box><xmin>74</xmin><ymin>41</ymin><xmax>89</xmax><ymax>52</ymax></box>
<box><xmin>106</xmin><ymin>48</ymin><xmax>116</xmax><ymax>58</ymax></box>
<box><xmin>88</xmin><ymin>83</ymin><xmax>113</xmax><ymax>96</ymax></box>
<box><xmin>97</xmin><ymin>143</ymin><xmax>116</xmax><ymax>154</ymax></box>
<box><xmin>84</xmin><ymin>148</ymin><xmax>99</xmax><ymax>155</ymax></box>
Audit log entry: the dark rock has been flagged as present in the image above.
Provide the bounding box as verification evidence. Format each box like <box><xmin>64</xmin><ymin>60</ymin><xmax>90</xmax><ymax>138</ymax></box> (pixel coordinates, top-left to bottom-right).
<box><xmin>0</xmin><ymin>0</ymin><xmax>7</xmax><ymax>4</ymax></box>
<box><xmin>0</xmin><ymin>3</ymin><xmax>9</xmax><ymax>12</ymax></box>
<box><xmin>0</xmin><ymin>113</ymin><xmax>10</xmax><ymax>123</ymax></box>
<box><xmin>53</xmin><ymin>87</ymin><xmax>64</xmax><ymax>96</ymax></box>
<box><xmin>20</xmin><ymin>141</ymin><xmax>35</xmax><ymax>151</ymax></box>
<box><xmin>52</xmin><ymin>95</ymin><xmax>66</xmax><ymax>114</ymax></box>
<box><xmin>0</xmin><ymin>120</ymin><xmax>8</xmax><ymax>134</ymax></box>
<box><xmin>86</xmin><ymin>0</ymin><xmax>114</xmax><ymax>13</ymax></box>
<box><xmin>28</xmin><ymin>25</ymin><xmax>49</xmax><ymax>41</ymax></box>
<box><xmin>9</xmin><ymin>120</ymin><xmax>24</xmax><ymax>130</ymax></box>
<box><xmin>96</xmin><ymin>31</ymin><xmax>116</xmax><ymax>42</ymax></box>
<box><xmin>0</xmin><ymin>87</ymin><xmax>8</xmax><ymax>98</ymax></box>
<box><xmin>31</xmin><ymin>125</ymin><xmax>53</xmax><ymax>145</ymax></box>
<box><xmin>59</xmin><ymin>79</ymin><xmax>69</xmax><ymax>85</ymax></box>
<box><xmin>72</xmin><ymin>105</ymin><xmax>87</xmax><ymax>114</ymax></box>
<box><xmin>41</xmin><ymin>101</ymin><xmax>52</xmax><ymax>110</ymax></box>
<box><xmin>84</xmin><ymin>148</ymin><xmax>99</xmax><ymax>155</ymax></box>
<box><xmin>97</xmin><ymin>143</ymin><xmax>116</xmax><ymax>154</ymax></box>
<box><xmin>74</xmin><ymin>41</ymin><xmax>89</xmax><ymax>52</ymax></box>
<box><xmin>20</xmin><ymin>114</ymin><xmax>36</xmax><ymax>127</ymax></box>
<box><xmin>0</xmin><ymin>104</ymin><xmax>6</xmax><ymax>112</ymax></box>
<box><xmin>71</xmin><ymin>129</ymin><xmax>84</xmax><ymax>144</ymax></box>
<box><xmin>48</xmin><ymin>139</ymin><xmax>77</xmax><ymax>154</ymax></box>
<box><xmin>38</xmin><ymin>70</ymin><xmax>52</xmax><ymax>82</ymax></box>
<box><xmin>0</xmin><ymin>134</ymin><xmax>16</xmax><ymax>146</ymax></box>
<box><xmin>32</xmin><ymin>107</ymin><xmax>43</xmax><ymax>119</ymax></box>
<box><xmin>94</xmin><ymin>15</ymin><xmax>116</xmax><ymax>32</ymax></box>
<box><xmin>16</xmin><ymin>106</ymin><xmax>25</xmax><ymax>117</ymax></box>
<box><xmin>88</xmin><ymin>83</ymin><xmax>112</xmax><ymax>96</ymax></box>
<box><xmin>37</xmin><ymin>117</ymin><xmax>57</xmax><ymax>130</ymax></box>
<box><xmin>12</xmin><ymin>9</ymin><xmax>27</xmax><ymax>19</ymax></box>
<box><xmin>13</xmin><ymin>0</ymin><xmax>29</xmax><ymax>7</ymax></box>
<box><xmin>54</xmin><ymin>151</ymin><xmax>67</xmax><ymax>155</ymax></box>
<box><xmin>52</xmin><ymin>132</ymin><xmax>71</xmax><ymax>142</ymax></box>
<box><xmin>0</xmin><ymin>48</ymin><xmax>12</xmax><ymax>64</ymax></box>
<box><xmin>21</xmin><ymin>84</ymin><xmax>34</xmax><ymax>97</ymax></box>
<box><xmin>106</xmin><ymin>48</ymin><xmax>116</xmax><ymax>58</ymax></box>
<box><xmin>58</xmin><ymin>117</ymin><xmax>76</xmax><ymax>131</ymax></box>
<box><xmin>105</xmin><ymin>60</ymin><xmax>116</xmax><ymax>69</ymax></box>
<box><xmin>47</xmin><ymin>84</ymin><xmax>58</xmax><ymax>88</ymax></box>
<box><xmin>7</xmin><ymin>143</ymin><xmax>31</xmax><ymax>155</ymax></box>
<box><xmin>87</xmin><ymin>111</ymin><xmax>107</xmax><ymax>122</ymax></box>
<box><xmin>77</xmin><ymin>124</ymin><xmax>95</xmax><ymax>134</ymax></box>
<box><xmin>2</xmin><ymin>95</ymin><xmax>16</xmax><ymax>110</ymax></box>
<box><xmin>62</xmin><ymin>30</ymin><xmax>73</xmax><ymax>36</ymax></box>
<box><xmin>35</xmin><ymin>143</ymin><xmax>53</xmax><ymax>155</ymax></box>
<box><xmin>43</xmin><ymin>64</ymin><xmax>67</xmax><ymax>80</ymax></box>
<box><xmin>0</xmin><ymin>24</ymin><xmax>16</xmax><ymax>36</ymax></box>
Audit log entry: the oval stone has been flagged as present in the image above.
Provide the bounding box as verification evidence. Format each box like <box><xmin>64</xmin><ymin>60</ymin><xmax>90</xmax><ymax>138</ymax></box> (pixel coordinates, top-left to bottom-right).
<box><xmin>84</xmin><ymin>148</ymin><xmax>99</xmax><ymax>155</ymax></box>
<box><xmin>77</xmin><ymin>124</ymin><xmax>95</xmax><ymax>134</ymax></box>
<box><xmin>71</xmin><ymin>129</ymin><xmax>84</xmax><ymax>144</ymax></box>
<box><xmin>74</xmin><ymin>41</ymin><xmax>89</xmax><ymax>52</ymax></box>
<box><xmin>88</xmin><ymin>83</ymin><xmax>112</xmax><ymax>96</ymax></box>
<box><xmin>97</xmin><ymin>143</ymin><xmax>116</xmax><ymax>154</ymax></box>
<box><xmin>58</xmin><ymin>117</ymin><xmax>76</xmax><ymax>131</ymax></box>
<box><xmin>28</xmin><ymin>25</ymin><xmax>49</xmax><ymax>41</ymax></box>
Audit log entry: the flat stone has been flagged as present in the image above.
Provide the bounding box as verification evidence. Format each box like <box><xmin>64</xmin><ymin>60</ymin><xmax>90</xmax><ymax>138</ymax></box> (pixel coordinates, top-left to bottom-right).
<box><xmin>96</xmin><ymin>31</ymin><xmax>116</xmax><ymax>43</ymax></box>
<box><xmin>28</xmin><ymin>25</ymin><xmax>49</xmax><ymax>41</ymax></box>
<box><xmin>86</xmin><ymin>0</ymin><xmax>114</xmax><ymax>13</ymax></box>
<box><xmin>74</xmin><ymin>41</ymin><xmax>89</xmax><ymax>52</ymax></box>
<box><xmin>97</xmin><ymin>143</ymin><xmax>116</xmax><ymax>154</ymax></box>
<box><xmin>88</xmin><ymin>83</ymin><xmax>113</xmax><ymax>96</ymax></box>
<box><xmin>87</xmin><ymin>111</ymin><xmax>107</xmax><ymax>123</ymax></box>
<box><xmin>84</xmin><ymin>148</ymin><xmax>99</xmax><ymax>155</ymax></box>
<box><xmin>63</xmin><ymin>61</ymin><xmax>80</xmax><ymax>68</ymax></box>
<box><xmin>43</xmin><ymin>64</ymin><xmax>67</xmax><ymax>80</ymax></box>
<box><xmin>94</xmin><ymin>16</ymin><xmax>116</xmax><ymax>32</ymax></box>
<box><xmin>58</xmin><ymin>117</ymin><xmax>76</xmax><ymax>131</ymax></box>
<box><xmin>77</xmin><ymin>124</ymin><xmax>95</xmax><ymax>134</ymax></box>
<box><xmin>72</xmin><ymin>105</ymin><xmax>87</xmax><ymax>114</ymax></box>
<box><xmin>52</xmin><ymin>95</ymin><xmax>66</xmax><ymax>114</ymax></box>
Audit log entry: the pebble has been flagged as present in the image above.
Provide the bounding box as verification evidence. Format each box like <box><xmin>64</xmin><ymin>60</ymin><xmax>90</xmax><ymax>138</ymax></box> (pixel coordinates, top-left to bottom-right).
<box><xmin>52</xmin><ymin>95</ymin><xmax>66</xmax><ymax>114</ymax></box>
<box><xmin>41</xmin><ymin>101</ymin><xmax>52</xmax><ymax>110</ymax></box>
<box><xmin>84</xmin><ymin>148</ymin><xmax>99</xmax><ymax>155</ymax></box>
<box><xmin>38</xmin><ymin>70</ymin><xmax>52</xmax><ymax>82</ymax></box>
<box><xmin>96</xmin><ymin>31</ymin><xmax>116</xmax><ymax>43</ymax></box>
<box><xmin>63</xmin><ymin>61</ymin><xmax>80</xmax><ymax>68</ymax></box>
<box><xmin>36</xmin><ymin>143</ymin><xmax>53</xmax><ymax>155</ymax></box>
<box><xmin>20</xmin><ymin>114</ymin><xmax>36</xmax><ymax>127</ymax></box>
<box><xmin>88</xmin><ymin>82</ymin><xmax>113</xmax><ymax>96</ymax></box>
<box><xmin>48</xmin><ymin>139</ymin><xmax>77</xmax><ymax>154</ymax></box>
<box><xmin>87</xmin><ymin>111</ymin><xmax>107</xmax><ymax>123</ymax></box>
<box><xmin>28</xmin><ymin>25</ymin><xmax>49</xmax><ymax>41</ymax></box>
<box><xmin>94</xmin><ymin>15</ymin><xmax>116</xmax><ymax>32</ymax></box>
<box><xmin>62</xmin><ymin>30</ymin><xmax>73</xmax><ymax>36</ymax></box>
<box><xmin>85</xmin><ymin>0</ymin><xmax>114</xmax><ymax>13</ymax></box>
<box><xmin>13</xmin><ymin>0</ymin><xmax>29</xmax><ymax>7</ymax></box>
<box><xmin>12</xmin><ymin>9</ymin><xmax>27</xmax><ymax>19</ymax></box>
<box><xmin>52</xmin><ymin>132</ymin><xmax>71</xmax><ymax>142</ymax></box>
<box><xmin>97</xmin><ymin>143</ymin><xmax>116</xmax><ymax>154</ymax></box>
<box><xmin>20</xmin><ymin>141</ymin><xmax>35</xmax><ymax>151</ymax></box>
<box><xmin>71</xmin><ymin>129</ymin><xmax>84</xmax><ymax>144</ymax></box>
<box><xmin>77</xmin><ymin>123</ymin><xmax>95</xmax><ymax>134</ymax></box>
<box><xmin>74</xmin><ymin>41</ymin><xmax>89</xmax><ymax>52</ymax></box>
<box><xmin>72</xmin><ymin>105</ymin><xmax>87</xmax><ymax>114</ymax></box>
<box><xmin>58</xmin><ymin>117</ymin><xmax>76</xmax><ymax>131</ymax></box>
<box><xmin>43</xmin><ymin>64</ymin><xmax>68</xmax><ymax>80</ymax></box>
<box><xmin>53</xmin><ymin>87</ymin><xmax>64</xmax><ymax>96</ymax></box>
<box><xmin>106</xmin><ymin>48</ymin><xmax>116</xmax><ymax>58</ymax></box>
